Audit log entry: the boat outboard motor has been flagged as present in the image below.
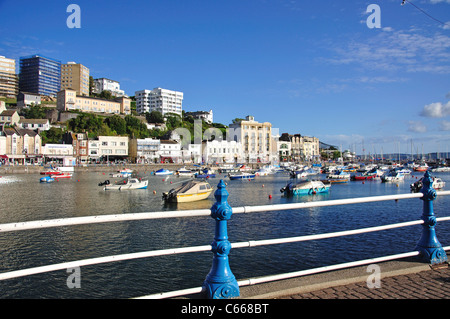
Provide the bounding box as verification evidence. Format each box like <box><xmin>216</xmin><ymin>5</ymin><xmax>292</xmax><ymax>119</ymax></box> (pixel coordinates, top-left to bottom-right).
<box><xmin>98</xmin><ymin>180</ymin><xmax>110</xmax><ymax>186</ymax></box>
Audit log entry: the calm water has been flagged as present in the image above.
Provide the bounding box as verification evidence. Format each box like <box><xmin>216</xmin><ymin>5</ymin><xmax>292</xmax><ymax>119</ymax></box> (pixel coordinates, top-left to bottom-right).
<box><xmin>0</xmin><ymin>169</ymin><xmax>448</xmax><ymax>298</ymax></box>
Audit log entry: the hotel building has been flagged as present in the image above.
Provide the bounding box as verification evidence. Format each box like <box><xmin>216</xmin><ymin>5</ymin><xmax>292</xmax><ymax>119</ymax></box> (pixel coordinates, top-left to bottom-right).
<box><xmin>228</xmin><ymin>115</ymin><xmax>272</xmax><ymax>163</ymax></box>
<box><xmin>61</xmin><ymin>62</ymin><xmax>90</xmax><ymax>96</ymax></box>
<box><xmin>135</xmin><ymin>88</ymin><xmax>183</xmax><ymax>116</ymax></box>
<box><xmin>19</xmin><ymin>55</ymin><xmax>61</xmax><ymax>97</ymax></box>
<box><xmin>0</xmin><ymin>56</ymin><xmax>19</xmax><ymax>98</ymax></box>
<box><xmin>57</xmin><ymin>89</ymin><xmax>131</xmax><ymax>115</ymax></box>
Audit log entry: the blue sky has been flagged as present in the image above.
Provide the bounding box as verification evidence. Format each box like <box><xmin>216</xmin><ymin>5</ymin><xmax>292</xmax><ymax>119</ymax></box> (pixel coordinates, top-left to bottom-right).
<box><xmin>1</xmin><ymin>0</ymin><xmax>449</xmax><ymax>156</ymax></box>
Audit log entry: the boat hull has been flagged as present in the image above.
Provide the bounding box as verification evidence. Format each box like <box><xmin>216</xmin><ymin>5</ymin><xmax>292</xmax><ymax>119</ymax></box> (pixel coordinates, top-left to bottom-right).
<box><xmin>103</xmin><ymin>179</ymin><xmax>148</xmax><ymax>190</ymax></box>
<box><xmin>172</xmin><ymin>190</ymin><xmax>213</xmax><ymax>203</ymax></box>
<box><xmin>229</xmin><ymin>174</ymin><xmax>255</xmax><ymax>180</ymax></box>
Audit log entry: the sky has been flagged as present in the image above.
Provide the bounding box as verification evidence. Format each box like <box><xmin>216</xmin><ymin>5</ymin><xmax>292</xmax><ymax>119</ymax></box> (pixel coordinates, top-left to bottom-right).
<box><xmin>0</xmin><ymin>0</ymin><xmax>449</xmax><ymax>156</ymax></box>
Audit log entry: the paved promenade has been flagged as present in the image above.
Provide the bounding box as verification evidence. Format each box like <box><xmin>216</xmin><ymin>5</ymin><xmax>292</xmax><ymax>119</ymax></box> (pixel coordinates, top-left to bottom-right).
<box><xmin>237</xmin><ymin>253</ymin><xmax>449</xmax><ymax>299</ymax></box>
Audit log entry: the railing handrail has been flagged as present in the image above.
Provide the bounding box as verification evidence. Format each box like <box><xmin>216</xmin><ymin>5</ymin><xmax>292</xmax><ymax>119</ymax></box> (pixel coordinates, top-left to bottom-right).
<box><xmin>1</xmin><ymin>191</ymin><xmax>449</xmax><ymax>233</ymax></box>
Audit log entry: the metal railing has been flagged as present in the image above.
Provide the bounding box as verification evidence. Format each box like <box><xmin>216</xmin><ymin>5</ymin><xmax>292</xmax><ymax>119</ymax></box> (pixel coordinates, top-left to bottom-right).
<box><xmin>0</xmin><ymin>172</ymin><xmax>448</xmax><ymax>299</ymax></box>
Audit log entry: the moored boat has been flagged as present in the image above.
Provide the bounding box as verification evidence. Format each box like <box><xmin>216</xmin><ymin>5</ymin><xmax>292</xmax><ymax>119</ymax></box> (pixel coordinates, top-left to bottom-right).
<box><xmin>162</xmin><ymin>180</ymin><xmax>213</xmax><ymax>203</ymax></box>
<box><xmin>101</xmin><ymin>177</ymin><xmax>148</xmax><ymax>190</ymax></box>
<box><xmin>154</xmin><ymin>168</ymin><xmax>173</xmax><ymax>176</ymax></box>
<box><xmin>410</xmin><ymin>177</ymin><xmax>445</xmax><ymax>192</ymax></box>
<box><xmin>326</xmin><ymin>171</ymin><xmax>350</xmax><ymax>183</ymax></box>
<box><xmin>381</xmin><ymin>170</ymin><xmax>405</xmax><ymax>183</ymax></box>
<box><xmin>281</xmin><ymin>180</ymin><xmax>331</xmax><ymax>196</ymax></box>
<box><xmin>228</xmin><ymin>172</ymin><xmax>256</xmax><ymax>180</ymax></box>
<box><xmin>40</xmin><ymin>176</ymin><xmax>55</xmax><ymax>183</ymax></box>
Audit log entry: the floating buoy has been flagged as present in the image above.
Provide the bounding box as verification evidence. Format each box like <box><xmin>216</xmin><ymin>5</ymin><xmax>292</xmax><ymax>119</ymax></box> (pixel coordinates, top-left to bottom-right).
<box><xmin>262</xmin><ymin>184</ymin><xmax>265</xmax><ymax>188</ymax></box>
<box><xmin>170</xmin><ymin>181</ymin><xmax>172</xmax><ymax>184</ymax></box>
<box><xmin>153</xmin><ymin>190</ymin><xmax>156</xmax><ymax>194</ymax></box>
<box><xmin>77</xmin><ymin>180</ymin><xmax>80</xmax><ymax>182</ymax></box>
<box><xmin>268</xmin><ymin>195</ymin><xmax>272</xmax><ymax>199</ymax></box>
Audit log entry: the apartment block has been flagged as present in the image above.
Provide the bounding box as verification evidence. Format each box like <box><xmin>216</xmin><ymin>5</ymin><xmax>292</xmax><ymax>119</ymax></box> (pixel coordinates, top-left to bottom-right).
<box><xmin>57</xmin><ymin>89</ymin><xmax>131</xmax><ymax>115</ymax></box>
<box><xmin>93</xmin><ymin>78</ymin><xmax>126</xmax><ymax>97</ymax></box>
<box><xmin>0</xmin><ymin>56</ymin><xmax>19</xmax><ymax>98</ymax></box>
<box><xmin>19</xmin><ymin>55</ymin><xmax>61</xmax><ymax>97</ymax></box>
<box><xmin>61</xmin><ymin>62</ymin><xmax>90</xmax><ymax>96</ymax></box>
<box><xmin>135</xmin><ymin>87</ymin><xmax>183</xmax><ymax>116</ymax></box>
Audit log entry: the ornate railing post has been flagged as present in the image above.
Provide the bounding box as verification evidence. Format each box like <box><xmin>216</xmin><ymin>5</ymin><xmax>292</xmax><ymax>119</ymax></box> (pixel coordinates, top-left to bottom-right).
<box><xmin>415</xmin><ymin>171</ymin><xmax>448</xmax><ymax>265</ymax></box>
<box><xmin>203</xmin><ymin>179</ymin><xmax>240</xmax><ymax>299</ymax></box>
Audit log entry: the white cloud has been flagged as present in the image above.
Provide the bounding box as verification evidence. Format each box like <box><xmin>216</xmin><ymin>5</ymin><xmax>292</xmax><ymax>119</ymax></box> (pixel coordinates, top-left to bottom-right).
<box><xmin>420</xmin><ymin>101</ymin><xmax>450</xmax><ymax>118</ymax></box>
<box><xmin>439</xmin><ymin>120</ymin><xmax>450</xmax><ymax>131</ymax></box>
<box><xmin>407</xmin><ymin>121</ymin><xmax>427</xmax><ymax>133</ymax></box>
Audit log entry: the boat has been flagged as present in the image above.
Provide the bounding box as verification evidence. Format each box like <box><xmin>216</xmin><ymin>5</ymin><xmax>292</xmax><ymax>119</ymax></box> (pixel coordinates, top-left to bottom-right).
<box><xmin>53</xmin><ymin>172</ymin><xmax>73</xmax><ymax>179</ymax></box>
<box><xmin>154</xmin><ymin>168</ymin><xmax>173</xmax><ymax>175</ymax></box>
<box><xmin>414</xmin><ymin>163</ymin><xmax>429</xmax><ymax>172</ymax></box>
<box><xmin>40</xmin><ymin>176</ymin><xmax>55</xmax><ymax>183</ymax></box>
<box><xmin>281</xmin><ymin>180</ymin><xmax>331</xmax><ymax>196</ymax></box>
<box><xmin>410</xmin><ymin>177</ymin><xmax>446</xmax><ymax>193</ymax></box>
<box><xmin>228</xmin><ymin>172</ymin><xmax>256</xmax><ymax>180</ymax></box>
<box><xmin>195</xmin><ymin>168</ymin><xmax>216</xmax><ymax>178</ymax></box>
<box><xmin>162</xmin><ymin>180</ymin><xmax>213</xmax><ymax>203</ymax></box>
<box><xmin>40</xmin><ymin>168</ymin><xmax>63</xmax><ymax>175</ymax></box>
<box><xmin>326</xmin><ymin>171</ymin><xmax>350</xmax><ymax>183</ymax></box>
<box><xmin>176</xmin><ymin>167</ymin><xmax>195</xmax><ymax>177</ymax></box>
<box><xmin>381</xmin><ymin>170</ymin><xmax>405</xmax><ymax>183</ymax></box>
<box><xmin>351</xmin><ymin>172</ymin><xmax>377</xmax><ymax>181</ymax></box>
<box><xmin>431</xmin><ymin>166</ymin><xmax>450</xmax><ymax>172</ymax></box>
<box><xmin>101</xmin><ymin>177</ymin><xmax>148</xmax><ymax>191</ymax></box>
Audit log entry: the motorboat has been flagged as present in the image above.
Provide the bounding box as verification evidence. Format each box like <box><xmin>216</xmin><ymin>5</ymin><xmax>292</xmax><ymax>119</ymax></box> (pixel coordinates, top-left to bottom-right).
<box><xmin>101</xmin><ymin>177</ymin><xmax>148</xmax><ymax>191</ymax></box>
<box><xmin>326</xmin><ymin>171</ymin><xmax>350</xmax><ymax>183</ymax></box>
<box><xmin>228</xmin><ymin>172</ymin><xmax>256</xmax><ymax>180</ymax></box>
<box><xmin>53</xmin><ymin>172</ymin><xmax>73</xmax><ymax>179</ymax></box>
<box><xmin>40</xmin><ymin>176</ymin><xmax>55</xmax><ymax>183</ymax></box>
<box><xmin>162</xmin><ymin>180</ymin><xmax>213</xmax><ymax>203</ymax></box>
<box><xmin>381</xmin><ymin>170</ymin><xmax>405</xmax><ymax>183</ymax></box>
<box><xmin>176</xmin><ymin>167</ymin><xmax>195</xmax><ymax>177</ymax></box>
<box><xmin>195</xmin><ymin>169</ymin><xmax>216</xmax><ymax>179</ymax></box>
<box><xmin>281</xmin><ymin>180</ymin><xmax>331</xmax><ymax>196</ymax></box>
<box><xmin>414</xmin><ymin>163</ymin><xmax>429</xmax><ymax>172</ymax></box>
<box><xmin>410</xmin><ymin>177</ymin><xmax>446</xmax><ymax>193</ymax></box>
<box><xmin>154</xmin><ymin>168</ymin><xmax>173</xmax><ymax>175</ymax></box>
<box><xmin>431</xmin><ymin>166</ymin><xmax>450</xmax><ymax>172</ymax></box>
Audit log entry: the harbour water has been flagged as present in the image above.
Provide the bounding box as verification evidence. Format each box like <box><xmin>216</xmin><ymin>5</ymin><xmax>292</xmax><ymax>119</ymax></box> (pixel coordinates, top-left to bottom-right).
<box><xmin>0</xmin><ymin>169</ymin><xmax>449</xmax><ymax>298</ymax></box>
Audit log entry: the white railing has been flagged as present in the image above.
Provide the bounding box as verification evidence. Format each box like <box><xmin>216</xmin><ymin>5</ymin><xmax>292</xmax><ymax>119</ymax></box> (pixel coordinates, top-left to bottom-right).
<box><xmin>0</xmin><ymin>190</ymin><xmax>449</xmax><ymax>298</ymax></box>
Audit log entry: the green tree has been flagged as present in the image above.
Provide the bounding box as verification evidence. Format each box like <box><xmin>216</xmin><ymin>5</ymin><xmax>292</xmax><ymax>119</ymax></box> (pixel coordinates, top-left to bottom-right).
<box><xmin>68</xmin><ymin>113</ymin><xmax>103</xmax><ymax>135</ymax></box>
<box><xmin>106</xmin><ymin>115</ymin><xmax>127</xmax><ymax>135</ymax></box>
<box><xmin>146</xmin><ymin>110</ymin><xmax>164</xmax><ymax>124</ymax></box>
<box><xmin>41</xmin><ymin>127</ymin><xmax>64</xmax><ymax>144</ymax></box>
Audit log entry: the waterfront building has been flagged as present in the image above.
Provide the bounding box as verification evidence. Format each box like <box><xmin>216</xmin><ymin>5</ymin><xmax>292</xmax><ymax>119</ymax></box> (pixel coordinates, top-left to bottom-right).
<box><xmin>185</xmin><ymin>109</ymin><xmax>213</xmax><ymax>123</ymax></box>
<box><xmin>158</xmin><ymin>140</ymin><xmax>182</xmax><ymax>163</ymax></box>
<box><xmin>42</xmin><ymin>143</ymin><xmax>74</xmax><ymax>159</ymax></box>
<box><xmin>19</xmin><ymin>55</ymin><xmax>61</xmax><ymax>97</ymax></box>
<box><xmin>202</xmin><ymin>140</ymin><xmax>244</xmax><ymax>164</ymax></box>
<box><xmin>228</xmin><ymin>115</ymin><xmax>272</xmax><ymax>163</ymax></box>
<box><xmin>57</xmin><ymin>89</ymin><xmax>131</xmax><ymax>115</ymax></box>
<box><xmin>17</xmin><ymin>92</ymin><xmax>41</xmax><ymax>108</ymax></box>
<box><xmin>93</xmin><ymin>78</ymin><xmax>127</xmax><ymax>97</ymax></box>
<box><xmin>62</xmin><ymin>132</ymin><xmax>89</xmax><ymax>164</ymax></box>
<box><xmin>18</xmin><ymin>118</ymin><xmax>50</xmax><ymax>132</ymax></box>
<box><xmin>276</xmin><ymin>139</ymin><xmax>291</xmax><ymax>162</ymax></box>
<box><xmin>1</xmin><ymin>127</ymin><xmax>42</xmax><ymax>165</ymax></box>
<box><xmin>92</xmin><ymin>135</ymin><xmax>129</xmax><ymax>162</ymax></box>
<box><xmin>283</xmin><ymin>133</ymin><xmax>320</xmax><ymax>162</ymax></box>
<box><xmin>129</xmin><ymin>137</ymin><xmax>161</xmax><ymax>163</ymax></box>
<box><xmin>61</xmin><ymin>62</ymin><xmax>90</xmax><ymax>96</ymax></box>
<box><xmin>135</xmin><ymin>88</ymin><xmax>183</xmax><ymax>116</ymax></box>
<box><xmin>0</xmin><ymin>56</ymin><xmax>19</xmax><ymax>98</ymax></box>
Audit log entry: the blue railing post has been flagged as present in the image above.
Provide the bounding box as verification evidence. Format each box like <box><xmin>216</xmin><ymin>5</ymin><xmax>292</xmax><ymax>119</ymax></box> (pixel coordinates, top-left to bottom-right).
<box><xmin>203</xmin><ymin>179</ymin><xmax>240</xmax><ymax>299</ymax></box>
<box><xmin>415</xmin><ymin>171</ymin><xmax>448</xmax><ymax>265</ymax></box>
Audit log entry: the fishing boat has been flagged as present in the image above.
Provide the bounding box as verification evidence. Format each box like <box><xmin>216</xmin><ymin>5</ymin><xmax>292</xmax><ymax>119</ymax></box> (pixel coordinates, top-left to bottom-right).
<box><xmin>154</xmin><ymin>168</ymin><xmax>173</xmax><ymax>176</ymax></box>
<box><xmin>326</xmin><ymin>171</ymin><xmax>350</xmax><ymax>183</ymax></box>
<box><xmin>281</xmin><ymin>180</ymin><xmax>331</xmax><ymax>196</ymax></box>
<box><xmin>162</xmin><ymin>180</ymin><xmax>213</xmax><ymax>203</ymax></box>
<box><xmin>101</xmin><ymin>177</ymin><xmax>148</xmax><ymax>191</ymax></box>
<box><xmin>228</xmin><ymin>172</ymin><xmax>256</xmax><ymax>180</ymax></box>
<box><xmin>410</xmin><ymin>177</ymin><xmax>446</xmax><ymax>193</ymax></box>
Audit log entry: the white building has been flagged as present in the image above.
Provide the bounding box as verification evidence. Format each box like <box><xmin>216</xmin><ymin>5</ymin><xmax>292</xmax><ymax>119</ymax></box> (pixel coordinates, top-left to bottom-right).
<box><xmin>135</xmin><ymin>87</ymin><xmax>183</xmax><ymax>116</ymax></box>
<box><xmin>202</xmin><ymin>140</ymin><xmax>244</xmax><ymax>164</ymax></box>
<box><xmin>136</xmin><ymin>138</ymin><xmax>160</xmax><ymax>163</ymax></box>
<box><xmin>42</xmin><ymin>144</ymin><xmax>74</xmax><ymax>157</ymax></box>
<box><xmin>93</xmin><ymin>78</ymin><xmax>127</xmax><ymax>97</ymax></box>
<box><xmin>185</xmin><ymin>109</ymin><xmax>213</xmax><ymax>123</ymax></box>
<box><xmin>89</xmin><ymin>136</ymin><xmax>128</xmax><ymax>161</ymax></box>
<box><xmin>18</xmin><ymin>119</ymin><xmax>50</xmax><ymax>131</ymax></box>
<box><xmin>158</xmin><ymin>140</ymin><xmax>182</xmax><ymax>163</ymax></box>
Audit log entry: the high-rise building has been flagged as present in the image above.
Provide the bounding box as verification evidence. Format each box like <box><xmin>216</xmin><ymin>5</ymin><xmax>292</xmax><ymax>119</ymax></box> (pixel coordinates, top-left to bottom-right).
<box><xmin>0</xmin><ymin>56</ymin><xmax>19</xmax><ymax>98</ymax></box>
<box><xmin>19</xmin><ymin>54</ymin><xmax>61</xmax><ymax>97</ymax></box>
<box><xmin>61</xmin><ymin>62</ymin><xmax>90</xmax><ymax>96</ymax></box>
<box><xmin>135</xmin><ymin>87</ymin><xmax>183</xmax><ymax>116</ymax></box>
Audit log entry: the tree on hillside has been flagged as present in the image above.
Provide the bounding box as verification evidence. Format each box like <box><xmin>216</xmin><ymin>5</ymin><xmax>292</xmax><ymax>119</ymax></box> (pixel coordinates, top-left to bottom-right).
<box><xmin>68</xmin><ymin>113</ymin><xmax>103</xmax><ymax>135</ymax></box>
<box><xmin>105</xmin><ymin>115</ymin><xmax>127</xmax><ymax>135</ymax></box>
<box><xmin>146</xmin><ymin>110</ymin><xmax>164</xmax><ymax>124</ymax></box>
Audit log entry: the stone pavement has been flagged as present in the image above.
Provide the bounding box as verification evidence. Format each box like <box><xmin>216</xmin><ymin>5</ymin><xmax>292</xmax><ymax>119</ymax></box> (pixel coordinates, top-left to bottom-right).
<box><xmin>279</xmin><ymin>267</ymin><xmax>449</xmax><ymax>299</ymax></box>
<box><xmin>237</xmin><ymin>254</ymin><xmax>450</xmax><ymax>299</ymax></box>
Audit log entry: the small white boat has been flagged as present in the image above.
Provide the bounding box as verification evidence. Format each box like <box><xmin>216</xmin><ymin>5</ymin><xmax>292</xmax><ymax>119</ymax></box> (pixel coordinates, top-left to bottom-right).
<box><xmin>176</xmin><ymin>167</ymin><xmax>195</xmax><ymax>176</ymax></box>
<box><xmin>163</xmin><ymin>180</ymin><xmax>213</xmax><ymax>203</ymax></box>
<box><xmin>410</xmin><ymin>177</ymin><xmax>446</xmax><ymax>192</ymax></box>
<box><xmin>154</xmin><ymin>168</ymin><xmax>173</xmax><ymax>176</ymax></box>
<box><xmin>431</xmin><ymin>166</ymin><xmax>450</xmax><ymax>172</ymax></box>
<box><xmin>40</xmin><ymin>176</ymin><xmax>55</xmax><ymax>183</ymax></box>
<box><xmin>101</xmin><ymin>177</ymin><xmax>148</xmax><ymax>191</ymax></box>
<box><xmin>228</xmin><ymin>172</ymin><xmax>256</xmax><ymax>180</ymax></box>
<box><xmin>281</xmin><ymin>180</ymin><xmax>331</xmax><ymax>196</ymax></box>
<box><xmin>381</xmin><ymin>171</ymin><xmax>405</xmax><ymax>183</ymax></box>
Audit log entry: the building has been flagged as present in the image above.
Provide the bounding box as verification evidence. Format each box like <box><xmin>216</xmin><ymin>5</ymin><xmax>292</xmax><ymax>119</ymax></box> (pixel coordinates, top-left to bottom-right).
<box><xmin>57</xmin><ymin>89</ymin><xmax>131</xmax><ymax>115</ymax></box>
<box><xmin>0</xmin><ymin>56</ymin><xmax>19</xmax><ymax>98</ymax></box>
<box><xmin>61</xmin><ymin>62</ymin><xmax>90</xmax><ymax>96</ymax></box>
<box><xmin>185</xmin><ymin>110</ymin><xmax>213</xmax><ymax>123</ymax></box>
<box><xmin>0</xmin><ymin>109</ymin><xmax>20</xmax><ymax>127</ymax></box>
<box><xmin>18</xmin><ymin>118</ymin><xmax>50</xmax><ymax>131</ymax></box>
<box><xmin>93</xmin><ymin>78</ymin><xmax>126</xmax><ymax>97</ymax></box>
<box><xmin>1</xmin><ymin>127</ymin><xmax>42</xmax><ymax>165</ymax></box>
<box><xmin>135</xmin><ymin>88</ymin><xmax>183</xmax><ymax>116</ymax></box>
<box><xmin>17</xmin><ymin>92</ymin><xmax>41</xmax><ymax>108</ymax></box>
<box><xmin>62</xmin><ymin>132</ymin><xmax>89</xmax><ymax>164</ymax></box>
<box><xmin>286</xmin><ymin>134</ymin><xmax>320</xmax><ymax>162</ymax></box>
<box><xmin>129</xmin><ymin>138</ymin><xmax>161</xmax><ymax>163</ymax></box>
<box><xmin>158</xmin><ymin>140</ymin><xmax>182</xmax><ymax>163</ymax></box>
<box><xmin>228</xmin><ymin>115</ymin><xmax>272</xmax><ymax>163</ymax></box>
<box><xmin>202</xmin><ymin>140</ymin><xmax>243</xmax><ymax>164</ymax></box>
<box><xmin>90</xmin><ymin>136</ymin><xmax>129</xmax><ymax>162</ymax></box>
<box><xmin>19</xmin><ymin>55</ymin><xmax>61</xmax><ymax>97</ymax></box>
